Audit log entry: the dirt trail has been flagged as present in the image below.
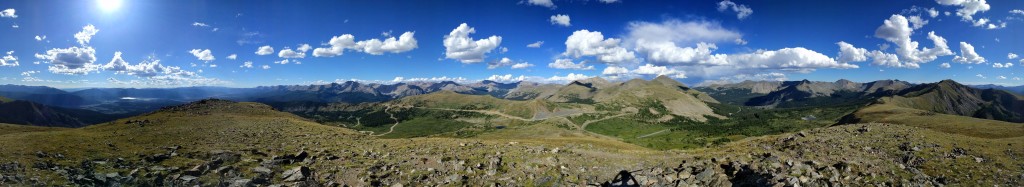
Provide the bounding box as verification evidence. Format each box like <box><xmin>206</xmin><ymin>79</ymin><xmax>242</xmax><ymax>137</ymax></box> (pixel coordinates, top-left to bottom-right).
<box><xmin>370</xmin><ymin>105</ymin><xmax>401</xmax><ymax>136</ymax></box>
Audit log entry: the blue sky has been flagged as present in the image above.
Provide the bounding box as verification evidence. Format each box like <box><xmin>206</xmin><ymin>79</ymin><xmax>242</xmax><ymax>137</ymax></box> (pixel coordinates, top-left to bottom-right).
<box><xmin>0</xmin><ymin>0</ymin><xmax>1022</xmax><ymax>88</ymax></box>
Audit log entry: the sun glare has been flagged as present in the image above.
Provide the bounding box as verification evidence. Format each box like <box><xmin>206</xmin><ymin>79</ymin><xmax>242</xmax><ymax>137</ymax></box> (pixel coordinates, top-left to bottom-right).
<box><xmin>97</xmin><ymin>0</ymin><xmax>123</xmax><ymax>12</ymax></box>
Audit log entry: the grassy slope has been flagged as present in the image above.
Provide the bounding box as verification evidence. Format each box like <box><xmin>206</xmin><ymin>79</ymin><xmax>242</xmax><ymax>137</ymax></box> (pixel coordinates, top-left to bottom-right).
<box><xmin>0</xmin><ymin>123</ymin><xmax>64</xmax><ymax>136</ymax></box>
<box><xmin>471</xmin><ymin>118</ymin><xmax>650</xmax><ymax>151</ymax></box>
<box><xmin>843</xmin><ymin>104</ymin><xmax>1024</xmax><ymax>138</ymax></box>
<box><xmin>592</xmin><ymin>79</ymin><xmax>721</xmax><ymax>121</ymax></box>
<box><xmin>581</xmin><ymin>102</ymin><xmax>860</xmax><ymax>150</ymax></box>
<box><xmin>379</xmin><ymin>118</ymin><xmax>472</xmax><ymax>138</ymax></box>
<box><xmin>0</xmin><ymin>100</ymin><xmax>673</xmax><ymax>185</ymax></box>
<box><xmin>0</xmin><ymin>101</ymin><xmax>362</xmax><ymax>184</ymax></box>
<box><xmin>394</xmin><ymin>91</ymin><xmax>544</xmax><ymax>119</ymax></box>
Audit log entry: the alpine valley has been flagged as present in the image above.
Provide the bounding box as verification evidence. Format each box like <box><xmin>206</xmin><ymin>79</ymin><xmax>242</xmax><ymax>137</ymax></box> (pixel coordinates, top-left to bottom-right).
<box><xmin>1</xmin><ymin>77</ymin><xmax>1022</xmax><ymax>186</ymax></box>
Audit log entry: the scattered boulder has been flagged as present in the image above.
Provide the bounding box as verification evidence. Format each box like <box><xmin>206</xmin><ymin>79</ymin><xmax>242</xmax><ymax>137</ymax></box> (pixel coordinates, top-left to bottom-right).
<box><xmin>281</xmin><ymin>166</ymin><xmax>310</xmax><ymax>182</ymax></box>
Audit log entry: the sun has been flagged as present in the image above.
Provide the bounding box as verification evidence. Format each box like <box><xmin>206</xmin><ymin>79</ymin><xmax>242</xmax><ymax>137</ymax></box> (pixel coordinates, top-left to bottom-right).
<box><xmin>97</xmin><ymin>0</ymin><xmax>123</xmax><ymax>12</ymax></box>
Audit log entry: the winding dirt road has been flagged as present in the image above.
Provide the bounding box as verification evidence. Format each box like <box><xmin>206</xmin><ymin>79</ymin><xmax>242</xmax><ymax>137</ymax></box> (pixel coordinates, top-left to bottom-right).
<box><xmin>369</xmin><ymin>105</ymin><xmax>401</xmax><ymax>136</ymax></box>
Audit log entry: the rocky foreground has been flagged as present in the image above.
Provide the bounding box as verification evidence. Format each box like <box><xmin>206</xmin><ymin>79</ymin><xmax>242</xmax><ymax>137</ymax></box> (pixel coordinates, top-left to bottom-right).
<box><xmin>0</xmin><ymin>123</ymin><xmax>1020</xmax><ymax>186</ymax></box>
<box><xmin>0</xmin><ymin>101</ymin><xmax>1021</xmax><ymax>186</ymax></box>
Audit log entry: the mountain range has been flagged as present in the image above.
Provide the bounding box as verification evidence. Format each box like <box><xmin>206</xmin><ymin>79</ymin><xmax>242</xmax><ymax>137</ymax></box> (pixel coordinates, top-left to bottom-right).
<box><xmin>853</xmin><ymin>79</ymin><xmax>1024</xmax><ymax>123</ymax></box>
<box><xmin>1</xmin><ymin>77</ymin><xmax>1023</xmax><ymax>186</ymax></box>
<box><xmin>698</xmin><ymin>79</ymin><xmax>912</xmax><ymax>108</ymax></box>
<box><xmin>0</xmin><ymin>96</ymin><xmax>120</xmax><ymax>127</ymax></box>
<box><xmin>4</xmin><ymin>77</ymin><xmax>1024</xmax><ymax>127</ymax></box>
<box><xmin>969</xmin><ymin>84</ymin><xmax>1024</xmax><ymax>95</ymax></box>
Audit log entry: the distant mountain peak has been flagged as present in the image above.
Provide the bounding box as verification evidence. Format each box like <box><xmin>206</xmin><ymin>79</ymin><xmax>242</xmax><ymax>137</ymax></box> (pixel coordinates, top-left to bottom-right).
<box><xmin>929</xmin><ymin>79</ymin><xmax>971</xmax><ymax>91</ymax></box>
<box><xmin>652</xmin><ymin>75</ymin><xmax>689</xmax><ymax>89</ymax></box>
<box><xmin>567</xmin><ymin>81</ymin><xmax>595</xmax><ymax>88</ymax></box>
<box><xmin>938</xmin><ymin>79</ymin><xmax>959</xmax><ymax>85</ymax></box>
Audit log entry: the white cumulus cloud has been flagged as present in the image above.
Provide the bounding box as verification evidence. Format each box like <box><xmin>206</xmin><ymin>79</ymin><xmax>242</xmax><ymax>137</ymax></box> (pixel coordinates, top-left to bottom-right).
<box><xmin>255</xmin><ymin>45</ymin><xmax>274</xmax><ymax>55</ymax></box>
<box><xmin>836</xmin><ymin>41</ymin><xmax>869</xmax><ymax>63</ymax></box>
<box><xmin>20</xmin><ymin>70</ymin><xmax>38</xmax><ymax>77</ymax></box>
<box><xmin>102</xmin><ymin>52</ymin><xmax>199</xmax><ymax>79</ymax></box>
<box><xmin>488</xmin><ymin>57</ymin><xmax>514</xmax><ymax>69</ymax></box>
<box><xmin>527</xmin><ymin>41</ymin><xmax>544</xmax><ymax>48</ymax></box>
<box><xmin>511</xmin><ymin>62</ymin><xmax>534</xmax><ymax>69</ymax></box>
<box><xmin>625</xmin><ymin>19</ymin><xmax>743</xmax><ymax>48</ymax></box>
<box><xmin>935</xmin><ymin>0</ymin><xmax>990</xmax><ymax>21</ymax></box>
<box><xmin>563</xmin><ymin>30</ymin><xmax>635</xmax><ymax>64</ymax></box>
<box><xmin>389</xmin><ymin>76</ymin><xmax>470</xmax><ymax>83</ymax></box>
<box><xmin>717</xmin><ymin>0</ymin><xmax>753</xmax><ymax>20</ymax></box>
<box><xmin>313</xmin><ymin>31</ymin><xmax>418</xmax><ymax>57</ymax></box>
<box><xmin>550</xmin><ymin>14</ymin><xmax>571</xmax><ymax>26</ymax></box>
<box><xmin>601</xmin><ymin>64</ymin><xmax>686</xmax><ymax>79</ymax></box>
<box><xmin>189</xmin><ymin>49</ymin><xmax>215</xmax><ymax>61</ymax></box>
<box><xmin>1008</xmin><ymin>53</ymin><xmax>1018</xmax><ymax>59</ymax></box>
<box><xmin>486</xmin><ymin>74</ymin><xmax>529</xmax><ymax>83</ymax></box>
<box><xmin>940</xmin><ymin>63</ymin><xmax>951</xmax><ymax>68</ymax></box>
<box><xmin>602</xmin><ymin>66</ymin><xmax>629</xmax><ymax>75</ymax></box>
<box><xmin>523</xmin><ymin>0</ymin><xmax>555</xmax><ymax>8</ymax></box>
<box><xmin>907</xmin><ymin>15</ymin><xmax>929</xmax><ymax>29</ymax></box>
<box><xmin>443</xmin><ymin>23</ymin><xmax>502</xmax><ymax>63</ymax></box>
<box><xmin>548</xmin><ymin>58</ymin><xmax>595</xmax><ymax>70</ymax></box>
<box><xmin>355</xmin><ymin>32</ymin><xmax>418</xmax><ymax>55</ymax></box>
<box><xmin>992</xmin><ymin>62</ymin><xmax>1013</xmax><ymax>68</ymax></box>
<box><xmin>632</xmin><ymin>64</ymin><xmax>686</xmax><ymax>78</ymax></box>
<box><xmin>36</xmin><ymin>25</ymin><xmax>103</xmax><ymax>74</ymax></box>
<box><xmin>928</xmin><ymin>8</ymin><xmax>940</xmax><ymax>18</ymax></box>
<box><xmin>486</xmin><ymin>58</ymin><xmax>534</xmax><ymax>69</ymax></box>
<box><xmin>74</xmin><ymin>24</ymin><xmax>99</xmax><ymax>46</ymax></box>
<box><xmin>1011</xmin><ymin>9</ymin><xmax>1024</xmax><ymax>15</ymax></box>
<box><xmin>635</xmin><ymin>41</ymin><xmax>727</xmax><ymax>65</ymax></box>
<box><xmin>1</xmin><ymin>51</ymin><xmax>18</xmax><ymax>67</ymax></box>
<box><xmin>37</xmin><ymin>46</ymin><xmax>99</xmax><ymax>75</ymax></box>
<box><xmin>226</xmin><ymin>54</ymin><xmax>237</xmax><ymax>60</ymax></box>
<box><xmin>278</xmin><ymin>44</ymin><xmax>311</xmax><ymax>58</ymax></box>
<box><xmin>727</xmin><ymin>47</ymin><xmax>858</xmax><ymax>71</ymax></box>
<box><xmin>624</xmin><ymin>19</ymin><xmax>744</xmax><ymax>65</ymax></box>
<box><xmin>873</xmin><ymin>15</ymin><xmax>952</xmax><ymax>67</ymax></box>
<box><xmin>546</xmin><ymin>73</ymin><xmax>592</xmax><ymax>83</ymax></box>
<box><xmin>952</xmin><ymin>42</ymin><xmax>985</xmax><ymax>64</ymax></box>
<box><xmin>1</xmin><ymin>9</ymin><xmax>16</xmax><ymax>18</ymax></box>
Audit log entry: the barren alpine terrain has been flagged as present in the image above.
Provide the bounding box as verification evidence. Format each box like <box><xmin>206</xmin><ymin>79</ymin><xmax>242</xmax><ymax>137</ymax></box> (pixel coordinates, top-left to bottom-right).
<box><xmin>3</xmin><ymin>0</ymin><xmax>1024</xmax><ymax>186</ymax></box>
